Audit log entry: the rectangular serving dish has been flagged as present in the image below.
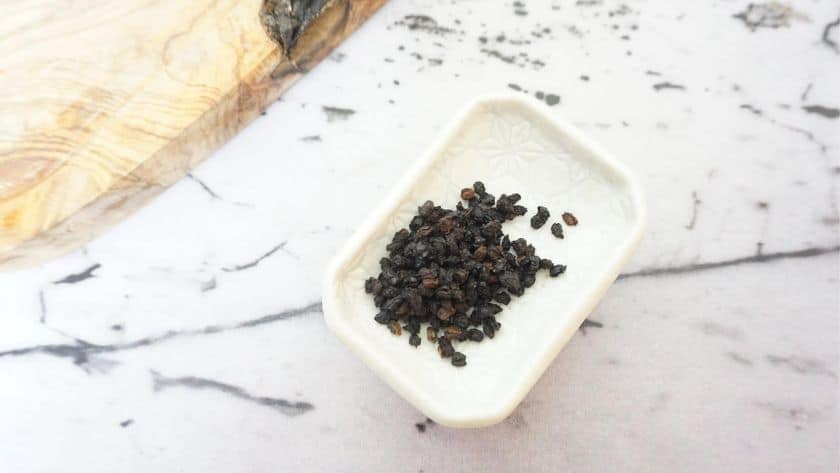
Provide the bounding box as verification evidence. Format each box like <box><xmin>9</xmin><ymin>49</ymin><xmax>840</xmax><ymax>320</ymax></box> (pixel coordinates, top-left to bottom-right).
<box><xmin>323</xmin><ymin>94</ymin><xmax>646</xmax><ymax>428</ymax></box>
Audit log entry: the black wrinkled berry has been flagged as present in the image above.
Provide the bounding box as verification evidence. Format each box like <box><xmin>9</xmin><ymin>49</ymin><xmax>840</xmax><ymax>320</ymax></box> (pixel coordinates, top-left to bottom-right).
<box><xmin>494</xmin><ymin>290</ymin><xmax>511</xmax><ymax>305</ymax></box>
<box><xmin>530</xmin><ymin>206</ymin><xmax>550</xmax><ymax>229</ymax></box>
<box><xmin>467</xmin><ymin>328</ymin><xmax>484</xmax><ymax>342</ymax></box>
<box><xmin>549</xmin><ymin>264</ymin><xmax>567</xmax><ymax>277</ymax></box>
<box><xmin>551</xmin><ymin>222</ymin><xmax>564</xmax><ymax>239</ymax></box>
<box><xmin>438</xmin><ymin>338</ymin><xmax>455</xmax><ymax>358</ymax></box>
<box><xmin>451</xmin><ymin>352</ymin><xmax>467</xmax><ymax>367</ymax></box>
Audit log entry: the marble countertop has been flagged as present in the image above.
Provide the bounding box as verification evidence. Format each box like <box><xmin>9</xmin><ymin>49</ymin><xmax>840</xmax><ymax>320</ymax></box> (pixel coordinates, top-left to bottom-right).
<box><xmin>2</xmin><ymin>1</ymin><xmax>838</xmax><ymax>471</ymax></box>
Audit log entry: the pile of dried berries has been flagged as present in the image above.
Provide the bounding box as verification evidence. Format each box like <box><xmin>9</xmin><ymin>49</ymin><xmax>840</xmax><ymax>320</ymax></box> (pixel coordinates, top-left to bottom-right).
<box><xmin>364</xmin><ymin>182</ymin><xmax>574</xmax><ymax>367</ymax></box>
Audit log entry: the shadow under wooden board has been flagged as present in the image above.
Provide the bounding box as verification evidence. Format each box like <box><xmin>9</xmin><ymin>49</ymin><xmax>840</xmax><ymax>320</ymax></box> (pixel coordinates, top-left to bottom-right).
<box><xmin>0</xmin><ymin>0</ymin><xmax>387</xmax><ymax>269</ymax></box>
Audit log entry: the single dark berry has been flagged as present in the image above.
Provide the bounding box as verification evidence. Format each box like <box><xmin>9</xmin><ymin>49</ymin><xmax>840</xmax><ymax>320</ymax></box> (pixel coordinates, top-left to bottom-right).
<box><xmin>383</xmin><ymin>297</ymin><xmax>402</xmax><ymax>312</ymax></box>
<box><xmin>437</xmin><ymin>303</ymin><xmax>456</xmax><ymax>321</ymax></box>
<box><xmin>525</xmin><ymin>255</ymin><xmax>541</xmax><ymax>273</ymax></box>
<box><xmin>364</xmin><ymin>277</ymin><xmax>376</xmax><ymax>293</ymax></box>
<box><xmin>453</xmin><ymin>314</ymin><xmax>470</xmax><ymax>329</ymax></box>
<box><xmin>513</xmin><ymin>205</ymin><xmax>528</xmax><ymax>216</ymax></box>
<box><xmin>438</xmin><ymin>338</ymin><xmax>455</xmax><ymax>358</ymax></box>
<box><xmin>501</xmin><ymin>234</ymin><xmax>511</xmax><ymax>251</ymax></box>
<box><xmin>416</xmin><ymin>225</ymin><xmax>434</xmax><ymax>238</ymax></box>
<box><xmin>482</xmin><ymin>319</ymin><xmax>496</xmax><ymax>338</ymax></box>
<box><xmin>549</xmin><ymin>264</ymin><xmax>567</xmax><ymax>277</ymax></box>
<box><xmin>444</xmin><ymin>326</ymin><xmax>464</xmax><ymax>340</ymax></box>
<box><xmin>530</xmin><ymin>206</ymin><xmax>550</xmax><ymax>229</ymax></box>
<box><xmin>522</xmin><ymin>274</ymin><xmax>536</xmax><ymax>287</ymax></box>
<box><xmin>418</xmin><ymin>200</ymin><xmax>435</xmax><ymax>217</ymax></box>
<box><xmin>435</xmin><ymin>287</ymin><xmax>452</xmax><ymax>300</ymax></box>
<box><xmin>387</xmin><ymin>320</ymin><xmax>402</xmax><ymax>336</ymax></box>
<box><xmin>409</xmin><ymin>215</ymin><xmax>424</xmax><ymax>231</ymax></box>
<box><xmin>421</xmin><ymin>277</ymin><xmax>439</xmax><ymax>289</ymax></box>
<box><xmin>551</xmin><ymin>222</ymin><xmax>564</xmax><ymax>239</ymax></box>
<box><xmin>473</xmin><ymin>245</ymin><xmax>487</xmax><ymax>261</ymax></box>
<box><xmin>473</xmin><ymin>181</ymin><xmax>486</xmax><ymax>195</ymax></box>
<box><xmin>562</xmin><ymin>212</ymin><xmax>578</xmax><ymax>226</ymax></box>
<box><xmin>451</xmin><ymin>352</ymin><xmax>467</xmax><ymax>367</ymax></box>
<box><xmin>511</xmin><ymin>238</ymin><xmax>528</xmax><ymax>255</ymax></box>
<box><xmin>467</xmin><ymin>328</ymin><xmax>484</xmax><ymax>342</ymax></box>
<box><xmin>540</xmin><ymin>258</ymin><xmax>554</xmax><ymax>270</ymax></box>
<box><xmin>426</xmin><ymin>326</ymin><xmax>438</xmax><ymax>342</ymax></box>
<box><xmin>409</xmin><ymin>333</ymin><xmax>421</xmax><ymax>347</ymax></box>
<box><xmin>494</xmin><ymin>290</ymin><xmax>511</xmax><ymax>305</ymax></box>
<box><xmin>499</xmin><ymin>271</ymin><xmax>522</xmax><ymax>293</ymax></box>
<box><xmin>495</xmin><ymin>195</ymin><xmax>515</xmax><ymax>215</ymax></box>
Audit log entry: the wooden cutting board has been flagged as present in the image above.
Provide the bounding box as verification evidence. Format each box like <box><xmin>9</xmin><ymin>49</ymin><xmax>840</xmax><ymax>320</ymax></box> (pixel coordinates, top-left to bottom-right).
<box><xmin>0</xmin><ymin>0</ymin><xmax>385</xmax><ymax>269</ymax></box>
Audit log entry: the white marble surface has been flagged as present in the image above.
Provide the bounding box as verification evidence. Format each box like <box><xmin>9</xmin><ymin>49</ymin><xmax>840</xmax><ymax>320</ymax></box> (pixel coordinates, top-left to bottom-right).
<box><xmin>2</xmin><ymin>0</ymin><xmax>839</xmax><ymax>471</ymax></box>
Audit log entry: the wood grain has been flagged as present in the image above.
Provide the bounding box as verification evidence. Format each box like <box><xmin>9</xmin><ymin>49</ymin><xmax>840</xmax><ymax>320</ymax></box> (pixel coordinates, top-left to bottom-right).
<box><xmin>0</xmin><ymin>0</ymin><xmax>385</xmax><ymax>269</ymax></box>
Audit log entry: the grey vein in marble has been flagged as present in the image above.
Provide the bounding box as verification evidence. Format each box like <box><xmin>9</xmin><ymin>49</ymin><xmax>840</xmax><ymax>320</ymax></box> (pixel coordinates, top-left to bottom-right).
<box><xmin>822</xmin><ymin>13</ymin><xmax>840</xmax><ymax>53</ymax></box>
<box><xmin>802</xmin><ymin>105</ymin><xmax>840</xmax><ymax>119</ymax></box>
<box><xmin>187</xmin><ymin>173</ymin><xmax>222</xmax><ymax>199</ymax></box>
<box><xmin>322</xmin><ymin>106</ymin><xmax>356</xmax><ymax>122</ymax></box>
<box><xmin>765</xmin><ymin>355</ymin><xmax>838</xmax><ymax>380</ymax></box>
<box><xmin>738</xmin><ymin>105</ymin><xmax>830</xmax><ymax>153</ymax></box>
<box><xmin>0</xmin><ymin>301</ymin><xmax>322</xmax><ymax>364</ymax></box>
<box><xmin>652</xmin><ymin>82</ymin><xmax>685</xmax><ymax>91</ymax></box>
<box><xmin>52</xmin><ymin>263</ymin><xmax>101</xmax><ymax>284</ymax></box>
<box><xmin>800</xmin><ymin>82</ymin><xmax>813</xmax><ymax>101</ymax></box>
<box><xmin>578</xmin><ymin>319</ymin><xmax>603</xmax><ymax>335</ymax></box>
<box><xmin>753</xmin><ymin>401</ymin><xmax>823</xmax><ymax>428</ymax></box>
<box><xmin>685</xmin><ymin>191</ymin><xmax>701</xmax><ymax>230</ymax></box>
<box><xmin>617</xmin><ymin>245</ymin><xmax>840</xmax><ymax>280</ymax></box>
<box><xmin>733</xmin><ymin>3</ymin><xmax>806</xmax><ymax>31</ymax></box>
<box><xmin>38</xmin><ymin>290</ymin><xmax>46</xmax><ymax>324</ymax></box>
<box><xmin>152</xmin><ymin>371</ymin><xmax>313</xmax><ymax>416</ymax></box>
<box><xmin>187</xmin><ymin>173</ymin><xmax>253</xmax><ymax>207</ymax></box>
<box><xmin>726</xmin><ymin>352</ymin><xmax>754</xmax><ymax>366</ymax></box>
<box><xmin>221</xmin><ymin>242</ymin><xmax>288</xmax><ymax>272</ymax></box>
<box><xmin>697</xmin><ymin>322</ymin><xmax>743</xmax><ymax>341</ymax></box>
<box><xmin>200</xmin><ymin>277</ymin><xmax>217</xmax><ymax>292</ymax></box>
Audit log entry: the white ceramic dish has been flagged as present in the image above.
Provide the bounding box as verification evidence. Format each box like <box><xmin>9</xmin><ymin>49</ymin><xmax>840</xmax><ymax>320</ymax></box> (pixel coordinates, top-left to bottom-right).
<box><xmin>322</xmin><ymin>94</ymin><xmax>646</xmax><ymax>428</ymax></box>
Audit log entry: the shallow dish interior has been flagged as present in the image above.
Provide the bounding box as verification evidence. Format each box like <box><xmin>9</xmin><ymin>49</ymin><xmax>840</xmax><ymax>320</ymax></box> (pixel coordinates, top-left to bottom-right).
<box><xmin>323</xmin><ymin>95</ymin><xmax>645</xmax><ymax>427</ymax></box>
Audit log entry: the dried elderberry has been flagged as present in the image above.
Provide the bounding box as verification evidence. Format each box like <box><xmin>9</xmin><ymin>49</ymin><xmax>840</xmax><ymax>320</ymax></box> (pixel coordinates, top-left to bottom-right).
<box><xmin>551</xmin><ymin>222</ymin><xmax>564</xmax><ymax>239</ymax></box>
<box><xmin>530</xmin><ymin>206</ymin><xmax>550</xmax><ymax>229</ymax></box>
<box><xmin>562</xmin><ymin>212</ymin><xmax>578</xmax><ymax>226</ymax></box>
